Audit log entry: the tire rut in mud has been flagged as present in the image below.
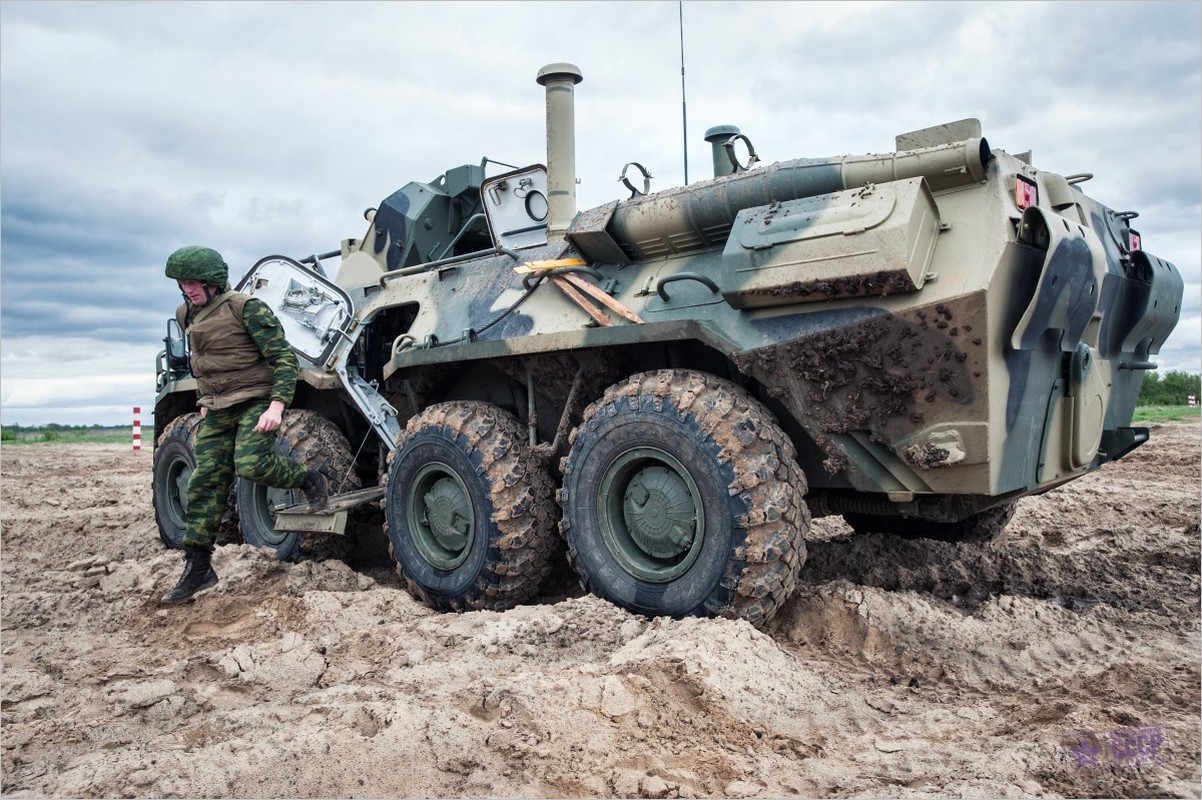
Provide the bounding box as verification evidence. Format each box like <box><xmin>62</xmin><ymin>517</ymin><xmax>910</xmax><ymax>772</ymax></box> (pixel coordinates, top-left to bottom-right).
<box><xmin>798</xmin><ymin>531</ymin><xmax>1200</xmax><ymax>618</ymax></box>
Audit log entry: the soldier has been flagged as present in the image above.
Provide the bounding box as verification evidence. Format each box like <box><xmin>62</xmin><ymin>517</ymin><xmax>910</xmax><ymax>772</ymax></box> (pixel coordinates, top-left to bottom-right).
<box><xmin>161</xmin><ymin>245</ymin><xmax>328</xmax><ymax>603</ymax></box>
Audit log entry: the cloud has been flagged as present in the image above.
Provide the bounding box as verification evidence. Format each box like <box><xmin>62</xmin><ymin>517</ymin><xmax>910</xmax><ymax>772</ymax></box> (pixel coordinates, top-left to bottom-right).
<box><xmin>0</xmin><ymin>336</ymin><xmax>160</xmax><ymax>427</ymax></box>
<box><xmin>1</xmin><ymin>0</ymin><xmax>1199</xmax><ymax>427</ymax></box>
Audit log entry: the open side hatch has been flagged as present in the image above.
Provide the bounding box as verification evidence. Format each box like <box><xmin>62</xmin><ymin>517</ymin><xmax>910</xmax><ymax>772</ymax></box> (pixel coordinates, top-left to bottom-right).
<box><xmin>236</xmin><ymin>255</ymin><xmax>354</xmax><ymax>366</ymax></box>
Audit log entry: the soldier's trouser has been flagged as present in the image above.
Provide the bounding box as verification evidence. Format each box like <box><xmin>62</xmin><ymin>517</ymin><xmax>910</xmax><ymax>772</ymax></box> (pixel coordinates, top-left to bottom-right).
<box><xmin>183</xmin><ymin>399</ymin><xmax>309</xmax><ymax>549</ymax></box>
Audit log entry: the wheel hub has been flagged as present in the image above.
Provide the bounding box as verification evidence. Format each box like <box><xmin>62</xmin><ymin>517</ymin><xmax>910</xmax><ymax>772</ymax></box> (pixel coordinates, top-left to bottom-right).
<box><xmin>171</xmin><ymin>460</ymin><xmax>192</xmax><ymax>515</ymax></box>
<box><xmin>599</xmin><ymin>447</ymin><xmax>705</xmax><ymax>583</ymax></box>
<box><xmin>256</xmin><ymin>486</ymin><xmax>294</xmax><ymax>545</ymax></box>
<box><xmin>422</xmin><ymin>477</ymin><xmax>472</xmax><ymax>553</ymax></box>
<box><xmin>408</xmin><ymin>463</ymin><xmax>475</xmax><ymax>570</ymax></box>
<box><xmin>622</xmin><ymin>466</ymin><xmax>696</xmax><ymax>558</ymax></box>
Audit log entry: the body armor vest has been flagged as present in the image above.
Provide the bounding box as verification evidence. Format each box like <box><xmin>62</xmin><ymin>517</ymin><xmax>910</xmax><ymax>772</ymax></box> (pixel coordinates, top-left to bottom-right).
<box><xmin>177</xmin><ymin>293</ymin><xmax>276</xmax><ymax>410</ymax></box>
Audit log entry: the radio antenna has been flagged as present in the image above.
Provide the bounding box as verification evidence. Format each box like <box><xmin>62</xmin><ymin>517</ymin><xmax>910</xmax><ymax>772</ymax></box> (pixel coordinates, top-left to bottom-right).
<box><xmin>679</xmin><ymin>0</ymin><xmax>689</xmax><ymax>185</ymax></box>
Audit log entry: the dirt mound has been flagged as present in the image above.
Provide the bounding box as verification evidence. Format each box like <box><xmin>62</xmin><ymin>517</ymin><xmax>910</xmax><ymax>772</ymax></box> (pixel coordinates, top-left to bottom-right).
<box><xmin>2</xmin><ymin>423</ymin><xmax>1199</xmax><ymax>797</ymax></box>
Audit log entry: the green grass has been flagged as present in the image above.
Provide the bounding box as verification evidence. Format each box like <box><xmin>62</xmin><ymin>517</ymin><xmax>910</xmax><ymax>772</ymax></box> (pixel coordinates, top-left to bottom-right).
<box><xmin>3</xmin><ymin>405</ymin><xmax>1198</xmax><ymax>446</ymax></box>
<box><xmin>1131</xmin><ymin>405</ymin><xmax>1202</xmax><ymax>424</ymax></box>
<box><xmin>1</xmin><ymin>427</ymin><xmax>134</xmax><ymax>445</ymax></box>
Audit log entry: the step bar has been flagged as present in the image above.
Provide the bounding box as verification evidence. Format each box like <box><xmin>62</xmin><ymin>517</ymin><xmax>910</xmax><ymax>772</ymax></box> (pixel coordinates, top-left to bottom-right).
<box><xmin>273</xmin><ymin>485</ymin><xmax>387</xmax><ymax>535</ymax></box>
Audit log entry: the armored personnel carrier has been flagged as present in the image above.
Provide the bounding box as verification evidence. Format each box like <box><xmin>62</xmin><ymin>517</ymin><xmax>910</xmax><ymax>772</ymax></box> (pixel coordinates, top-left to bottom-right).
<box><xmin>153</xmin><ymin>63</ymin><xmax>1183</xmax><ymax>628</ymax></box>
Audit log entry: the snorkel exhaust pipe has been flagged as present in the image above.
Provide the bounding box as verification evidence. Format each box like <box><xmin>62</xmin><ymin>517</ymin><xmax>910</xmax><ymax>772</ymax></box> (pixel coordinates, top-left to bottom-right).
<box><xmin>536</xmin><ymin>63</ymin><xmax>584</xmax><ymax>243</ymax></box>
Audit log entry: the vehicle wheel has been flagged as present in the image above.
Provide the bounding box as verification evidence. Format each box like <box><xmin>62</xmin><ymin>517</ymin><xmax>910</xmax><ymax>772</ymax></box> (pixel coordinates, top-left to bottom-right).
<box><xmin>559</xmin><ymin>370</ymin><xmax>809</xmax><ymax>629</ymax></box>
<box><xmin>152</xmin><ymin>413</ymin><xmax>202</xmax><ymax>549</ymax></box>
<box><xmin>843</xmin><ymin>501</ymin><xmax>1018</xmax><ymax>544</ymax></box>
<box><xmin>236</xmin><ymin>409</ymin><xmax>360</xmax><ymax>561</ymax></box>
<box><xmin>384</xmin><ymin>401</ymin><xmax>558</xmax><ymax>612</ymax></box>
<box><xmin>153</xmin><ymin>412</ymin><xmax>242</xmax><ymax>549</ymax></box>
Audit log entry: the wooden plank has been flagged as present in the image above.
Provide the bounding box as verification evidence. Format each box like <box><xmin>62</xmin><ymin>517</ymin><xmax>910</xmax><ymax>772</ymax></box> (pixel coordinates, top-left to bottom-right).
<box><xmin>560</xmin><ymin>273</ymin><xmax>644</xmax><ymax>324</ymax></box>
<box><xmin>513</xmin><ymin>257</ymin><xmax>588</xmax><ymax>275</ymax></box>
<box><xmin>551</xmin><ymin>275</ymin><xmax>611</xmax><ymax>326</ymax></box>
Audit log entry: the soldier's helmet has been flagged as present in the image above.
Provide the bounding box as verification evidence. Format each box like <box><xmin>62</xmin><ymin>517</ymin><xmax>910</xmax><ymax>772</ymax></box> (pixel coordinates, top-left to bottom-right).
<box><xmin>165</xmin><ymin>246</ymin><xmax>229</xmax><ymax>286</ymax></box>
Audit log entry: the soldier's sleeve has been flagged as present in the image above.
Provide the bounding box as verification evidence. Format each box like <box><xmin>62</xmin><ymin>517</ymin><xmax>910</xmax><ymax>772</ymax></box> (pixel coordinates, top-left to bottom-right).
<box><xmin>243</xmin><ymin>298</ymin><xmax>299</xmax><ymax>407</ymax></box>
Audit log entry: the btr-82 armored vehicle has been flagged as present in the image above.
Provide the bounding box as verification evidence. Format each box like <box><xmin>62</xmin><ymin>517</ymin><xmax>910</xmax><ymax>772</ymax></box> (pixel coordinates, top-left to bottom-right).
<box><xmin>153</xmin><ymin>63</ymin><xmax>1183</xmax><ymax>628</ymax></box>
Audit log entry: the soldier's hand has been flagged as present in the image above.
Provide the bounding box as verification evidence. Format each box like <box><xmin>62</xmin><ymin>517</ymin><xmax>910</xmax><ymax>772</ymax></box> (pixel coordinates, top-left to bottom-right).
<box><xmin>255</xmin><ymin>400</ymin><xmax>286</xmax><ymax>433</ymax></box>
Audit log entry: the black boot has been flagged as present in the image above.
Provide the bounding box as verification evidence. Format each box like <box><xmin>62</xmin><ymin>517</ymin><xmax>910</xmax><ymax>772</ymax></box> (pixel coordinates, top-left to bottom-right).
<box><xmin>161</xmin><ymin>546</ymin><xmax>218</xmax><ymax>604</ymax></box>
<box><xmin>300</xmin><ymin>468</ymin><xmax>328</xmax><ymax>511</ymax></box>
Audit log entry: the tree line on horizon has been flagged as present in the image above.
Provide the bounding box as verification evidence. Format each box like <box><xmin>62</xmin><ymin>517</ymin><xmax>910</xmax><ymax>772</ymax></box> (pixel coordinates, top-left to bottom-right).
<box><xmin>1135</xmin><ymin>370</ymin><xmax>1201</xmax><ymax>407</ymax></box>
<box><xmin>1</xmin><ymin>371</ymin><xmax>1198</xmax><ymax>438</ymax></box>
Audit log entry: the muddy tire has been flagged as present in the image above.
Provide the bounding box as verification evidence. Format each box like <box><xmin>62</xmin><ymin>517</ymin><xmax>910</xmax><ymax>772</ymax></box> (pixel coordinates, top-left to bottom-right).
<box><xmin>152</xmin><ymin>413</ymin><xmax>203</xmax><ymax>549</ymax></box>
<box><xmin>384</xmin><ymin>401</ymin><xmax>558</xmax><ymax>612</ymax></box>
<box><xmin>559</xmin><ymin>370</ymin><xmax>809</xmax><ymax>629</ymax></box>
<box><xmin>235</xmin><ymin>409</ymin><xmax>360</xmax><ymax>561</ymax></box>
<box><xmin>153</xmin><ymin>412</ymin><xmax>243</xmax><ymax>549</ymax></box>
<box><xmin>843</xmin><ymin>501</ymin><xmax>1018</xmax><ymax>544</ymax></box>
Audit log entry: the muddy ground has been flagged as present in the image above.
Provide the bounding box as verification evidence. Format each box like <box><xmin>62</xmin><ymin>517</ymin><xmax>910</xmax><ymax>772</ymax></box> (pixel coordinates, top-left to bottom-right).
<box><xmin>1</xmin><ymin>422</ymin><xmax>1199</xmax><ymax>798</ymax></box>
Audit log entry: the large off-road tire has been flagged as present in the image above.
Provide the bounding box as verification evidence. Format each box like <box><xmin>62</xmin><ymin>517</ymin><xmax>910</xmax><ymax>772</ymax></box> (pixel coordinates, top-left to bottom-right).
<box><xmin>235</xmin><ymin>409</ymin><xmax>360</xmax><ymax>561</ymax></box>
<box><xmin>559</xmin><ymin>370</ymin><xmax>809</xmax><ymax>629</ymax></box>
<box><xmin>843</xmin><ymin>501</ymin><xmax>1018</xmax><ymax>544</ymax></box>
<box><xmin>152</xmin><ymin>413</ymin><xmax>202</xmax><ymax>549</ymax></box>
<box><xmin>384</xmin><ymin>401</ymin><xmax>558</xmax><ymax>612</ymax></box>
<box><xmin>152</xmin><ymin>412</ymin><xmax>243</xmax><ymax>549</ymax></box>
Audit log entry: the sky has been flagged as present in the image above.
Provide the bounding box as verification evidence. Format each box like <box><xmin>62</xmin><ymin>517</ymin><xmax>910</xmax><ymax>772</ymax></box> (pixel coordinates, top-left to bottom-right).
<box><xmin>1</xmin><ymin>0</ymin><xmax>1199</xmax><ymax>427</ymax></box>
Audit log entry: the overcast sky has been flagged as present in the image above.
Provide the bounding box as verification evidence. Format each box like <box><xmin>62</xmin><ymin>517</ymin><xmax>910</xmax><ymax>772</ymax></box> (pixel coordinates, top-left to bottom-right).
<box><xmin>2</xmin><ymin>0</ymin><xmax>1199</xmax><ymax>427</ymax></box>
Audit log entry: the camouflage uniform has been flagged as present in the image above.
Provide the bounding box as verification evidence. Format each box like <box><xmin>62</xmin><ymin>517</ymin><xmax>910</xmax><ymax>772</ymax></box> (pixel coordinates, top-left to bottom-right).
<box><xmin>181</xmin><ymin>297</ymin><xmax>310</xmax><ymax>550</ymax></box>
<box><xmin>161</xmin><ymin>245</ymin><xmax>326</xmax><ymax>603</ymax></box>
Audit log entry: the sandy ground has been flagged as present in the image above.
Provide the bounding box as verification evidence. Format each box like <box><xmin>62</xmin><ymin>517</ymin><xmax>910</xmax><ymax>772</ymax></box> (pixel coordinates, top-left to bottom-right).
<box><xmin>1</xmin><ymin>422</ymin><xmax>1199</xmax><ymax>798</ymax></box>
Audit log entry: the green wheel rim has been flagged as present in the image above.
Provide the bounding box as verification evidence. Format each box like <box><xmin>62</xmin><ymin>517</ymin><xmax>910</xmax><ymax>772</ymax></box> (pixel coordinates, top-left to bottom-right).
<box><xmin>166</xmin><ymin>455</ymin><xmax>192</xmax><ymax>527</ymax></box>
<box><xmin>408</xmin><ymin>462</ymin><xmax>475</xmax><ymax>570</ymax></box>
<box><xmin>254</xmin><ymin>485</ymin><xmax>296</xmax><ymax>546</ymax></box>
<box><xmin>598</xmin><ymin>446</ymin><xmax>704</xmax><ymax>582</ymax></box>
